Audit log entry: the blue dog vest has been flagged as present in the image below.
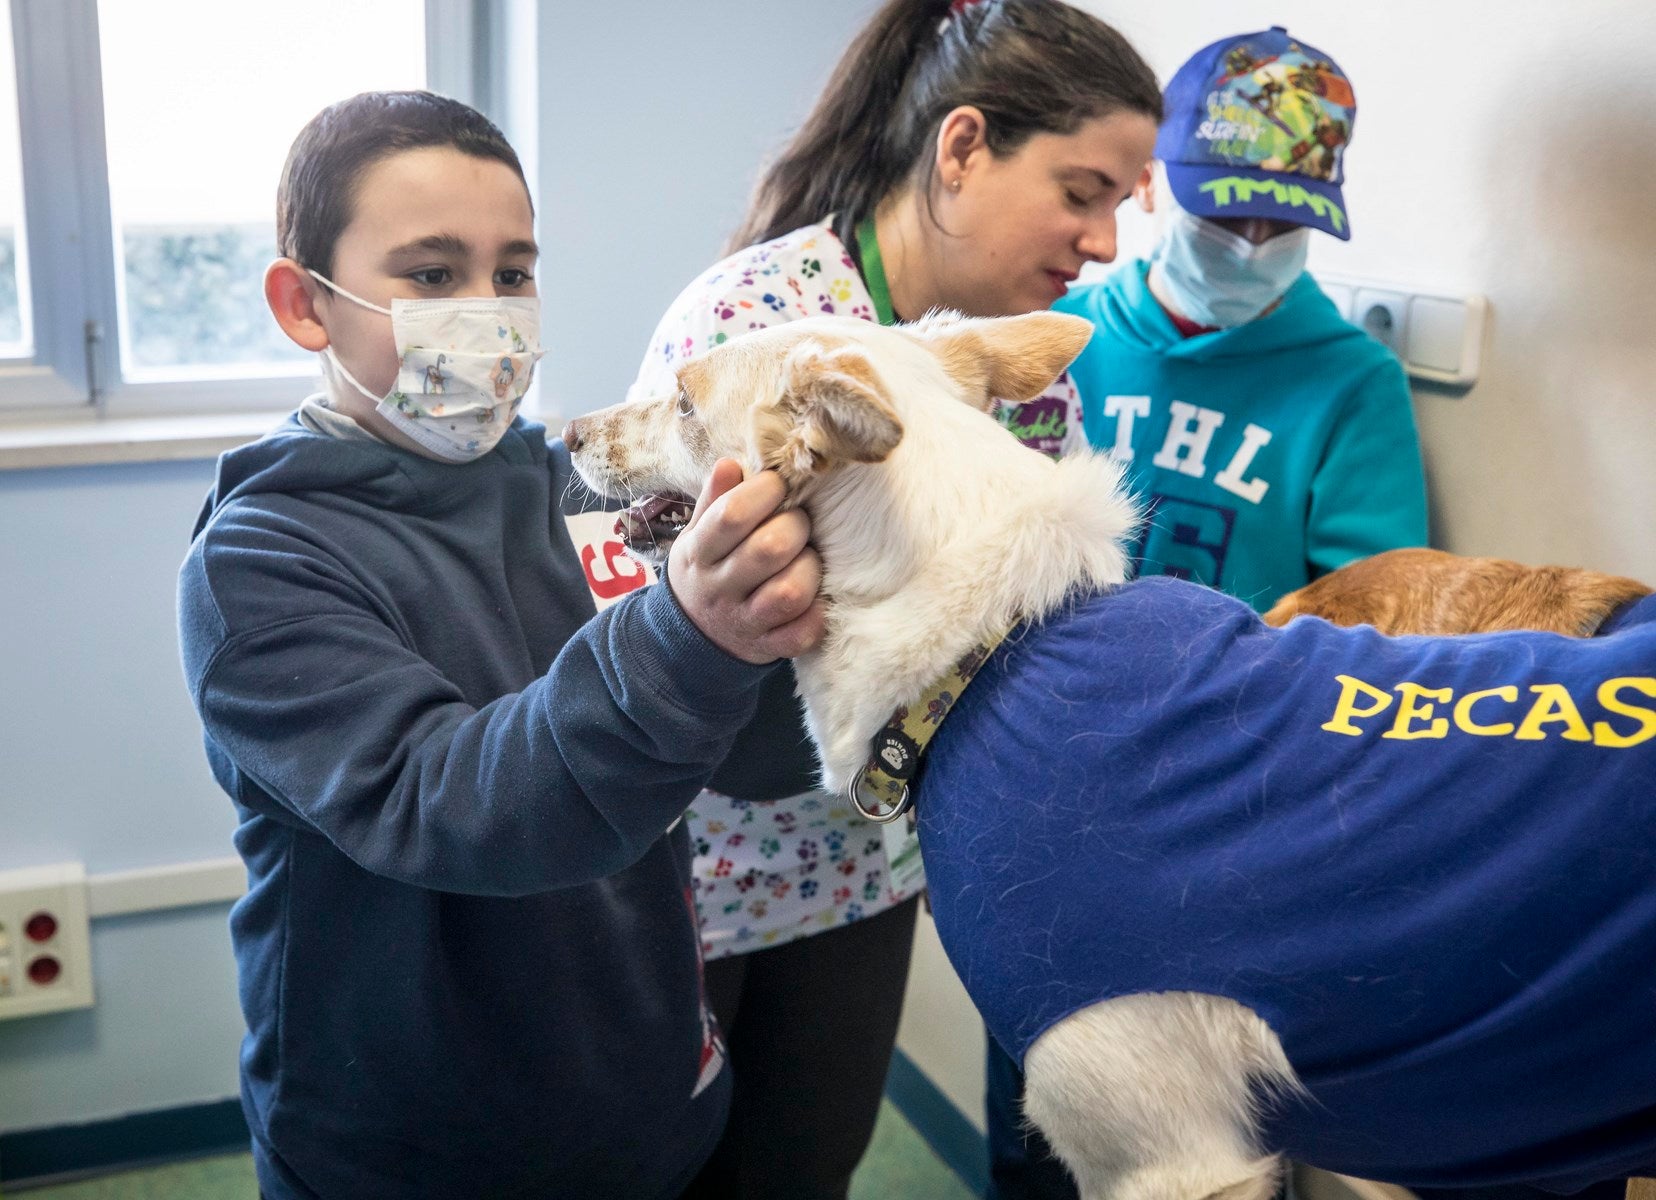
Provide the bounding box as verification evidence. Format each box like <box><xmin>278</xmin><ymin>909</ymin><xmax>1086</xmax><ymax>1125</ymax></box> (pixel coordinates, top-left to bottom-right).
<box><xmin>919</xmin><ymin>578</ymin><xmax>1656</xmax><ymax>1191</ymax></box>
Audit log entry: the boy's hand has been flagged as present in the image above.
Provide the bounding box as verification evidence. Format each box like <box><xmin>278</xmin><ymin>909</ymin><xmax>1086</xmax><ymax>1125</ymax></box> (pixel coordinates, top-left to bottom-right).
<box><xmin>669</xmin><ymin>460</ymin><xmax>826</xmax><ymax>664</ymax></box>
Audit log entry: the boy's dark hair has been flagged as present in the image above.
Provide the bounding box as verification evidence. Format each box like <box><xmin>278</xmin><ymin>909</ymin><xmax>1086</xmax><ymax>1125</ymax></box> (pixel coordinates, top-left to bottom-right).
<box><xmin>277</xmin><ymin>90</ymin><xmax>530</xmax><ymax>277</ymax></box>
<box><xmin>729</xmin><ymin>0</ymin><xmax>1162</xmax><ymax>253</ymax></box>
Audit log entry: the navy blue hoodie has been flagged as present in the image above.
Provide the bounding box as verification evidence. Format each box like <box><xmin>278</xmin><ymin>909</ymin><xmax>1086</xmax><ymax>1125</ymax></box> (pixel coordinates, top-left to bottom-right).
<box><xmin>178</xmin><ymin>416</ymin><xmax>769</xmax><ymax>1199</ymax></box>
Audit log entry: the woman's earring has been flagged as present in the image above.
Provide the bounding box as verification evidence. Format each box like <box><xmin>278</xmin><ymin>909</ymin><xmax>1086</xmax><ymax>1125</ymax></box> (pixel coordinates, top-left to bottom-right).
<box><xmin>950</xmin><ymin>178</ymin><xmax>962</xmax><ymax>193</ymax></box>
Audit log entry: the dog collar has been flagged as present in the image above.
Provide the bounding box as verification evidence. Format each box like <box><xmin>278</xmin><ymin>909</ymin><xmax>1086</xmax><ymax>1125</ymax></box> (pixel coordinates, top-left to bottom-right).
<box><xmin>848</xmin><ymin>630</ymin><xmax>1010</xmax><ymax>823</ymax></box>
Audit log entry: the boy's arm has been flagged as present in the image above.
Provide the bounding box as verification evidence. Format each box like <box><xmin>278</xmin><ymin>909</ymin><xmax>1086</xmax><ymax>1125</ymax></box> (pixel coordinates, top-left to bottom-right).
<box><xmin>182</xmin><ymin>551</ymin><xmax>769</xmax><ymax>895</ymax></box>
<box><xmin>181</xmin><ymin>465</ymin><xmax>819</xmax><ymax>896</ymax></box>
<box><xmin>1306</xmin><ymin>356</ymin><xmax>1430</xmax><ymax>578</ymax></box>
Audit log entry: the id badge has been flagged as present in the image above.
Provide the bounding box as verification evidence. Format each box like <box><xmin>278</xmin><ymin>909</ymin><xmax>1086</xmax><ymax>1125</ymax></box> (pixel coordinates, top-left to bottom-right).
<box><xmin>881</xmin><ymin>810</ymin><xmax>925</xmax><ymax>897</ymax></box>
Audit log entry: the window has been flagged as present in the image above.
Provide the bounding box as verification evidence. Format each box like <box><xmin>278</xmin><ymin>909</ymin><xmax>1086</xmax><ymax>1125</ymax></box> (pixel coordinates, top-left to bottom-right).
<box><xmin>0</xmin><ymin>9</ymin><xmax>30</xmax><ymax>361</ymax></box>
<box><xmin>0</xmin><ymin>0</ymin><xmax>516</xmax><ymax>419</ymax></box>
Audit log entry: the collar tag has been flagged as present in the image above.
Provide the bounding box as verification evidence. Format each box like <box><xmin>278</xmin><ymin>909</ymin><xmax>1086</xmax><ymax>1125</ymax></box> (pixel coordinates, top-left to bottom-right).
<box><xmin>848</xmin><ymin>634</ymin><xmax>1006</xmax><ymax>824</ymax></box>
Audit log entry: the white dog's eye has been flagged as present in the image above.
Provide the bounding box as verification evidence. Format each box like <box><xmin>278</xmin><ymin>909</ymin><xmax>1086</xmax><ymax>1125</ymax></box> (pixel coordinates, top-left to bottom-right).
<box><xmin>676</xmin><ymin>389</ymin><xmax>695</xmax><ymax>419</ymax></box>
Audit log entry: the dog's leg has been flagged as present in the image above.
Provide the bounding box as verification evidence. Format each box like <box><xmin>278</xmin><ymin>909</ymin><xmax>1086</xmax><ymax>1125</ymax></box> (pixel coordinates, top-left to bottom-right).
<box><xmin>1022</xmin><ymin>993</ymin><xmax>1298</xmax><ymax>1200</ymax></box>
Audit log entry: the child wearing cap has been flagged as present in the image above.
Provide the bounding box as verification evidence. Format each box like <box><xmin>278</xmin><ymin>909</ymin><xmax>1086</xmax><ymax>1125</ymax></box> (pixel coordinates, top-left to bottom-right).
<box><xmin>1056</xmin><ymin>25</ymin><xmax>1427</xmax><ymax>611</ymax></box>
<box><xmin>989</xmin><ymin>27</ymin><xmax>1428</xmax><ymax>1200</ymax></box>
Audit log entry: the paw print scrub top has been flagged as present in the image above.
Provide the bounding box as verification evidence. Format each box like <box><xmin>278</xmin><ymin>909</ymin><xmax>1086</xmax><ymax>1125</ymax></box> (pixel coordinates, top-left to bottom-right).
<box><xmin>629</xmin><ymin>219</ymin><xmax>1083</xmax><ymax>958</ymax></box>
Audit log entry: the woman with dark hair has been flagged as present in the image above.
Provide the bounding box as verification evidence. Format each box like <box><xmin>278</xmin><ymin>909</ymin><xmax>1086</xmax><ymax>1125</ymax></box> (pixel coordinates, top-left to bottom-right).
<box><xmin>637</xmin><ymin>3</ymin><xmax>1162</xmax><ymax>1197</ymax></box>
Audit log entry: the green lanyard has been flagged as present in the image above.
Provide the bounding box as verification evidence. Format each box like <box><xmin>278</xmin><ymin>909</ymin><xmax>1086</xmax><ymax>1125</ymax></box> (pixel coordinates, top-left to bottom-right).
<box><xmin>854</xmin><ymin>217</ymin><xmax>897</xmax><ymax>328</ymax></box>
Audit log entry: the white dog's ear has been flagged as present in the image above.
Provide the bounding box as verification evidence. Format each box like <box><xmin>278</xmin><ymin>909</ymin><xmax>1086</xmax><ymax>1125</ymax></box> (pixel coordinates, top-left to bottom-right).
<box><xmin>916</xmin><ymin>311</ymin><xmax>1095</xmax><ymax>412</ymax></box>
<box><xmin>757</xmin><ymin>340</ymin><xmax>904</xmax><ymax>487</ymax></box>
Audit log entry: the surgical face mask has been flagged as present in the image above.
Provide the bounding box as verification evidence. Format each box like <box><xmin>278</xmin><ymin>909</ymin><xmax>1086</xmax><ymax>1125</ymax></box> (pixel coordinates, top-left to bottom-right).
<box><xmin>309</xmin><ymin>270</ymin><xmax>543</xmax><ymax>462</ymax></box>
<box><xmin>1148</xmin><ymin>203</ymin><xmax>1310</xmax><ymax>329</ymax></box>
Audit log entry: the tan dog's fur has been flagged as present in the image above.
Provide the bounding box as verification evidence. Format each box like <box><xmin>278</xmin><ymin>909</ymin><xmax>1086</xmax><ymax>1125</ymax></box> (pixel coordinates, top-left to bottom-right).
<box><xmin>1265</xmin><ymin>546</ymin><xmax>1651</xmax><ymax>636</ymax></box>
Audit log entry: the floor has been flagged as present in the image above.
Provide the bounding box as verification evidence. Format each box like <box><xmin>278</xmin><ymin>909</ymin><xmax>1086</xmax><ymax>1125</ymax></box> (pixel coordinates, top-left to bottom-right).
<box><xmin>7</xmin><ymin>1099</ymin><xmax>978</xmax><ymax>1199</ymax></box>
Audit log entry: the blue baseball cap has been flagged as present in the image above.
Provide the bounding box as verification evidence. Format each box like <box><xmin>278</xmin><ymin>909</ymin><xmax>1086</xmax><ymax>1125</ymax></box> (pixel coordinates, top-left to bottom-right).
<box><xmin>1155</xmin><ymin>27</ymin><xmax>1356</xmax><ymax>240</ymax></box>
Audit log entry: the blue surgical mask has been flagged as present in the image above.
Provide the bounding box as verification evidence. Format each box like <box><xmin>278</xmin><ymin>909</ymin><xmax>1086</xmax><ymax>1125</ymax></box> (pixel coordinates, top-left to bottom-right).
<box><xmin>1149</xmin><ymin>205</ymin><xmax>1310</xmax><ymax>328</ymax></box>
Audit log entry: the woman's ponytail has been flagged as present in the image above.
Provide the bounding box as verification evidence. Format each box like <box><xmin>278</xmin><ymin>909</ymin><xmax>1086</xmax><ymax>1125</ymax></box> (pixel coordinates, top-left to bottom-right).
<box><xmin>728</xmin><ymin>0</ymin><xmax>954</xmax><ymax>252</ymax></box>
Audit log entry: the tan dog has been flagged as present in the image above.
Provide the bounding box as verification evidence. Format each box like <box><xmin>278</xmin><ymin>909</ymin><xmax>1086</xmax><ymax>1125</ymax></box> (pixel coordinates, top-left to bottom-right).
<box><xmin>1265</xmin><ymin>546</ymin><xmax>1652</xmax><ymax>637</ymax></box>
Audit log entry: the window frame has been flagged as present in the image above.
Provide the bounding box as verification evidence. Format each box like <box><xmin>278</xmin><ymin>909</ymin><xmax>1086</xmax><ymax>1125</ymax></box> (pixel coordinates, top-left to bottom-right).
<box><xmin>0</xmin><ymin>0</ymin><xmax>517</xmax><ymax>422</ymax></box>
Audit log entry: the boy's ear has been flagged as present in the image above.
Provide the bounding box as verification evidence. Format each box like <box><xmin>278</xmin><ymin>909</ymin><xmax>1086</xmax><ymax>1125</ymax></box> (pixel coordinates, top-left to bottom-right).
<box><xmin>264</xmin><ymin>259</ymin><xmax>330</xmax><ymax>352</ymax></box>
<box><xmin>913</xmin><ymin>311</ymin><xmax>1095</xmax><ymax>411</ymax></box>
<box><xmin>757</xmin><ymin>339</ymin><xmax>903</xmax><ymax>489</ymax></box>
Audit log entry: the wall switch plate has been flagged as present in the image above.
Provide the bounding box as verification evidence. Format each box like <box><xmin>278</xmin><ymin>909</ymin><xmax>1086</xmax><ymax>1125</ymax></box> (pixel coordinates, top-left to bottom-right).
<box><xmin>0</xmin><ymin>862</ymin><xmax>94</xmax><ymax>1020</ymax></box>
<box><xmin>1315</xmin><ymin>273</ymin><xmax>1488</xmax><ymax>389</ymax></box>
<box><xmin>1405</xmin><ymin>293</ymin><xmax>1487</xmax><ymax>387</ymax></box>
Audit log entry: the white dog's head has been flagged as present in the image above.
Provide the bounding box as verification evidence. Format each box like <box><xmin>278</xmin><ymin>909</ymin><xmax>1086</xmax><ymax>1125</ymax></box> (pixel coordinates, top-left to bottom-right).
<box><xmin>564</xmin><ymin>310</ymin><xmax>1093</xmax><ymax>566</ymax></box>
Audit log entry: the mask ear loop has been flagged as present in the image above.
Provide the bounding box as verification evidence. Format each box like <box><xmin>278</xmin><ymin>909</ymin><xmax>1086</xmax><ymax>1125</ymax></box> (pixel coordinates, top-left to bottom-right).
<box><xmin>305</xmin><ymin>270</ymin><xmax>396</xmax><ymax>403</ymax></box>
<box><xmin>307</xmin><ymin>268</ymin><xmax>393</xmax><ymax>316</ymax></box>
<box><xmin>322</xmin><ymin>346</ymin><xmax>387</xmax><ymax>405</ymax></box>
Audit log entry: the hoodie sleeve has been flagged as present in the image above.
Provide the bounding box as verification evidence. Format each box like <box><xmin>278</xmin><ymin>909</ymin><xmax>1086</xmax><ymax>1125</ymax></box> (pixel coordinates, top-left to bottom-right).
<box><xmin>180</xmin><ymin>529</ymin><xmax>770</xmax><ymax>896</ymax></box>
<box><xmin>1306</xmin><ymin>354</ymin><xmax>1429</xmax><ymax>577</ymax></box>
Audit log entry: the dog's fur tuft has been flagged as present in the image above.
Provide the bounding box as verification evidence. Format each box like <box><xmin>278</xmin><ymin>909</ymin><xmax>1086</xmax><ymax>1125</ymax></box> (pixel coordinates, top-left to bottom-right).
<box><xmin>756</xmin><ymin>339</ymin><xmax>904</xmax><ymax>489</ymax></box>
<box><xmin>909</xmin><ymin>308</ymin><xmax>1097</xmax><ymax>413</ymax></box>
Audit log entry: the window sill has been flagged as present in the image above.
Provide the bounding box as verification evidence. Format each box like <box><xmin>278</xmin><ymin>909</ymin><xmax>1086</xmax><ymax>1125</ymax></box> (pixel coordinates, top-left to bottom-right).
<box><xmin>0</xmin><ymin>409</ymin><xmax>287</xmax><ymax>471</ymax></box>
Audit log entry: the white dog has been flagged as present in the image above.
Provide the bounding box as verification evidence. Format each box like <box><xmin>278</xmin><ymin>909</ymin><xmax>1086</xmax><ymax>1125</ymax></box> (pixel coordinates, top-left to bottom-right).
<box><xmin>565</xmin><ymin>312</ymin><xmax>1656</xmax><ymax>1199</ymax></box>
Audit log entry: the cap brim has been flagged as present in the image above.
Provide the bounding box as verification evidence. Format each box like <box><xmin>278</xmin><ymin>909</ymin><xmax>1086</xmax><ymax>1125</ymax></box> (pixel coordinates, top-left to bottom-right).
<box><xmin>1165</xmin><ymin>162</ymin><xmax>1352</xmax><ymax>241</ymax></box>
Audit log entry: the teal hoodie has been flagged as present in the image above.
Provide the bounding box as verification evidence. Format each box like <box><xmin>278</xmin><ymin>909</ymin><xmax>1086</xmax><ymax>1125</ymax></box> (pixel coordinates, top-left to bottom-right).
<box><xmin>1055</xmin><ymin>263</ymin><xmax>1427</xmax><ymax>611</ymax></box>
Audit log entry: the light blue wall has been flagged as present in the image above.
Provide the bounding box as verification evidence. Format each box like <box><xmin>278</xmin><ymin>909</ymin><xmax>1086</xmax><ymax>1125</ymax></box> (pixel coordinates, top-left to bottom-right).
<box><xmin>0</xmin><ymin>462</ymin><xmax>234</xmax><ymax>867</ymax></box>
<box><xmin>537</xmin><ymin>0</ymin><xmax>877</xmax><ymax>420</ymax></box>
<box><xmin>0</xmin><ymin>459</ymin><xmax>245</xmax><ymax>1131</ymax></box>
<box><xmin>1</xmin><ymin>0</ymin><xmax>877</xmax><ymax>1136</ymax></box>
<box><xmin>0</xmin><ymin>907</ymin><xmax>243</xmax><ymax>1131</ymax></box>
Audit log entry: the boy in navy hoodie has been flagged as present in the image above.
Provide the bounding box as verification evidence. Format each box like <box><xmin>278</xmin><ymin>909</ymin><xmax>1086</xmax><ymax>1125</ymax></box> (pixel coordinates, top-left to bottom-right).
<box><xmin>177</xmin><ymin>91</ymin><xmax>824</xmax><ymax>1200</ymax></box>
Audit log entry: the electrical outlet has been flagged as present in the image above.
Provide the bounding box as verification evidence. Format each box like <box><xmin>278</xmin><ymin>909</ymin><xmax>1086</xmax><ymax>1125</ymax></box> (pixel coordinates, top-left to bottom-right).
<box><xmin>0</xmin><ymin>863</ymin><xmax>94</xmax><ymax>1020</ymax></box>
<box><xmin>1354</xmin><ymin>286</ymin><xmax>1409</xmax><ymax>356</ymax></box>
<box><xmin>1315</xmin><ymin>273</ymin><xmax>1488</xmax><ymax>388</ymax></box>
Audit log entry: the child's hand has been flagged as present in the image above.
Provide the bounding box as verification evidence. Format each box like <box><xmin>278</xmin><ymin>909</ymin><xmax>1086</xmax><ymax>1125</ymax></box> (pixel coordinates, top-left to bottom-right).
<box><xmin>669</xmin><ymin>460</ymin><xmax>826</xmax><ymax>664</ymax></box>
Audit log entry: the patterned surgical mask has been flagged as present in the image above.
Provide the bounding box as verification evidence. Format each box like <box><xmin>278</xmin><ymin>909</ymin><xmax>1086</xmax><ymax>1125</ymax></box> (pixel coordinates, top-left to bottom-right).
<box><xmin>1149</xmin><ymin>201</ymin><xmax>1310</xmax><ymax>329</ymax></box>
<box><xmin>309</xmin><ymin>270</ymin><xmax>543</xmax><ymax>462</ymax></box>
